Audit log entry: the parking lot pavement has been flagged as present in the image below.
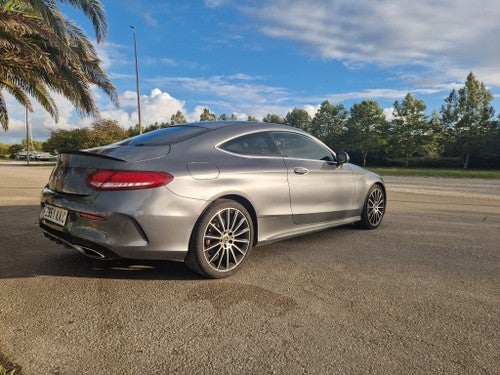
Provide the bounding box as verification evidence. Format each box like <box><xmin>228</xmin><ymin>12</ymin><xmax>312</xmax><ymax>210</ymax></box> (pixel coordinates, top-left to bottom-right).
<box><xmin>0</xmin><ymin>165</ymin><xmax>499</xmax><ymax>374</ymax></box>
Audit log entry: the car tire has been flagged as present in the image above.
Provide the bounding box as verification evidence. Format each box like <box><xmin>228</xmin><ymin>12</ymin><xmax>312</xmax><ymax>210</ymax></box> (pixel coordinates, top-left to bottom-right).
<box><xmin>359</xmin><ymin>184</ymin><xmax>385</xmax><ymax>229</ymax></box>
<box><xmin>186</xmin><ymin>199</ymin><xmax>253</xmax><ymax>278</ymax></box>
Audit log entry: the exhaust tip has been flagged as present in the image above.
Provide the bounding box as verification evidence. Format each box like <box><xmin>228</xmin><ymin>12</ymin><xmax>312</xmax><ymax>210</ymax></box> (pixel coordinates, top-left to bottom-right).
<box><xmin>73</xmin><ymin>245</ymin><xmax>107</xmax><ymax>259</ymax></box>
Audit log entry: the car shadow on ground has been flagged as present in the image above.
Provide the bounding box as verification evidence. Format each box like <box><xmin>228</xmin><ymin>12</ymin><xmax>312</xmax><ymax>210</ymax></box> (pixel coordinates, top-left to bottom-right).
<box><xmin>0</xmin><ymin>204</ymin><xmax>361</xmax><ymax>281</ymax></box>
<box><xmin>0</xmin><ymin>204</ymin><xmax>205</xmax><ymax>281</ymax></box>
<box><xmin>1</xmin><ymin>249</ymin><xmax>205</xmax><ymax>281</ymax></box>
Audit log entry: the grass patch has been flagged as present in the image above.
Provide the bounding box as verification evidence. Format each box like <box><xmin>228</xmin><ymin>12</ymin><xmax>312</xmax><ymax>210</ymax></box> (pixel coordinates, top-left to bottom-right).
<box><xmin>0</xmin><ymin>365</ymin><xmax>16</xmax><ymax>375</ymax></box>
<box><xmin>368</xmin><ymin>167</ymin><xmax>500</xmax><ymax>179</ymax></box>
<box><xmin>0</xmin><ymin>361</ymin><xmax>19</xmax><ymax>375</ymax></box>
<box><xmin>0</xmin><ymin>351</ymin><xmax>21</xmax><ymax>375</ymax></box>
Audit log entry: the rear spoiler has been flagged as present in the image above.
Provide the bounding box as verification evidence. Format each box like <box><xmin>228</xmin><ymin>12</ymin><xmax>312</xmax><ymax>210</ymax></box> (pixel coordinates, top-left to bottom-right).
<box><xmin>57</xmin><ymin>149</ymin><xmax>127</xmax><ymax>162</ymax></box>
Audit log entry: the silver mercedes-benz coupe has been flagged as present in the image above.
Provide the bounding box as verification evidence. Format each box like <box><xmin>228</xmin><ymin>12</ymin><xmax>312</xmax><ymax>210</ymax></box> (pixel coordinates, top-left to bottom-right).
<box><xmin>40</xmin><ymin>121</ymin><xmax>386</xmax><ymax>278</ymax></box>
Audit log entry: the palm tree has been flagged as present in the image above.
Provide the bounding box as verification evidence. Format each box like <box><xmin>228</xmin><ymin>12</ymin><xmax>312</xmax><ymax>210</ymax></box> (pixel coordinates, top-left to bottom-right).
<box><xmin>0</xmin><ymin>0</ymin><xmax>118</xmax><ymax>131</ymax></box>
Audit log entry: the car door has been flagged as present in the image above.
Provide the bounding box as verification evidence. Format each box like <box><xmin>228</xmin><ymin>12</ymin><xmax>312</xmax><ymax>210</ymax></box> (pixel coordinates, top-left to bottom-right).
<box><xmin>270</xmin><ymin>131</ymin><xmax>355</xmax><ymax>225</ymax></box>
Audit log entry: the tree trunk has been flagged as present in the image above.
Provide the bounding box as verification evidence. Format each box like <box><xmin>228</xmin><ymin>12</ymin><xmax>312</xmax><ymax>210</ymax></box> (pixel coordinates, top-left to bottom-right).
<box><xmin>405</xmin><ymin>154</ymin><xmax>410</xmax><ymax>168</ymax></box>
<box><xmin>463</xmin><ymin>148</ymin><xmax>470</xmax><ymax>169</ymax></box>
<box><xmin>363</xmin><ymin>152</ymin><xmax>367</xmax><ymax>167</ymax></box>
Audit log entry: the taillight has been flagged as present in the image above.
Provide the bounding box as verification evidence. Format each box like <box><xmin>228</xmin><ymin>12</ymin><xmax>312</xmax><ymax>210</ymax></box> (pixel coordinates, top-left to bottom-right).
<box><xmin>79</xmin><ymin>212</ymin><xmax>107</xmax><ymax>221</ymax></box>
<box><xmin>86</xmin><ymin>170</ymin><xmax>173</xmax><ymax>190</ymax></box>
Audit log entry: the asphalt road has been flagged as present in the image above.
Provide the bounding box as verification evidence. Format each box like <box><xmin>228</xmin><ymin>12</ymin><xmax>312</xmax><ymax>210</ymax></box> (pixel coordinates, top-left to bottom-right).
<box><xmin>0</xmin><ymin>165</ymin><xmax>499</xmax><ymax>374</ymax></box>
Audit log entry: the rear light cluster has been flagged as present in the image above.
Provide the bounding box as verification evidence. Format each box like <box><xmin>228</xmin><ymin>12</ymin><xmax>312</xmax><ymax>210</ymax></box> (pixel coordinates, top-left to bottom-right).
<box><xmin>86</xmin><ymin>170</ymin><xmax>173</xmax><ymax>190</ymax></box>
<box><xmin>79</xmin><ymin>212</ymin><xmax>107</xmax><ymax>221</ymax></box>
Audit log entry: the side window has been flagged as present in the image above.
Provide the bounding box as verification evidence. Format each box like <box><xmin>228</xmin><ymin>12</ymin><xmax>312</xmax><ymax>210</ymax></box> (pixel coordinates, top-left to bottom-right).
<box><xmin>270</xmin><ymin>132</ymin><xmax>333</xmax><ymax>160</ymax></box>
<box><xmin>219</xmin><ymin>132</ymin><xmax>279</xmax><ymax>157</ymax></box>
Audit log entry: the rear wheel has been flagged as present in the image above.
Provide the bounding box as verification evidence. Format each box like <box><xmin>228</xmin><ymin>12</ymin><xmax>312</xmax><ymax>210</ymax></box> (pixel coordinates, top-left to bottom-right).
<box><xmin>359</xmin><ymin>184</ymin><xmax>385</xmax><ymax>229</ymax></box>
<box><xmin>186</xmin><ymin>199</ymin><xmax>253</xmax><ymax>278</ymax></box>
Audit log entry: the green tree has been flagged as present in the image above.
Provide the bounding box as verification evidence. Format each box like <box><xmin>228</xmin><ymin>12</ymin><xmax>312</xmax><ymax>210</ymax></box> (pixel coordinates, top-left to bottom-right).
<box><xmin>21</xmin><ymin>138</ymin><xmax>42</xmax><ymax>151</ymax></box>
<box><xmin>229</xmin><ymin>113</ymin><xmax>238</xmax><ymax>120</ymax></box>
<box><xmin>345</xmin><ymin>100</ymin><xmax>387</xmax><ymax>167</ymax></box>
<box><xmin>200</xmin><ymin>108</ymin><xmax>216</xmax><ymax>122</ymax></box>
<box><xmin>88</xmin><ymin>118</ymin><xmax>127</xmax><ymax>147</ymax></box>
<box><xmin>426</xmin><ymin>110</ymin><xmax>446</xmax><ymax>157</ymax></box>
<box><xmin>263</xmin><ymin>113</ymin><xmax>284</xmax><ymax>124</ymax></box>
<box><xmin>0</xmin><ymin>0</ymin><xmax>118</xmax><ymax>131</ymax></box>
<box><xmin>285</xmin><ymin>108</ymin><xmax>311</xmax><ymax>131</ymax></box>
<box><xmin>310</xmin><ymin>100</ymin><xmax>347</xmax><ymax>148</ymax></box>
<box><xmin>9</xmin><ymin>143</ymin><xmax>23</xmax><ymax>157</ymax></box>
<box><xmin>0</xmin><ymin>142</ymin><xmax>10</xmax><ymax>158</ymax></box>
<box><xmin>390</xmin><ymin>93</ymin><xmax>429</xmax><ymax>167</ymax></box>
<box><xmin>44</xmin><ymin>128</ymin><xmax>92</xmax><ymax>152</ymax></box>
<box><xmin>247</xmin><ymin>115</ymin><xmax>258</xmax><ymax>122</ymax></box>
<box><xmin>171</xmin><ymin>110</ymin><xmax>187</xmax><ymax>125</ymax></box>
<box><xmin>218</xmin><ymin>113</ymin><xmax>228</xmax><ymax>121</ymax></box>
<box><xmin>127</xmin><ymin>124</ymin><xmax>141</xmax><ymax>137</ymax></box>
<box><xmin>440</xmin><ymin>72</ymin><xmax>495</xmax><ymax>168</ymax></box>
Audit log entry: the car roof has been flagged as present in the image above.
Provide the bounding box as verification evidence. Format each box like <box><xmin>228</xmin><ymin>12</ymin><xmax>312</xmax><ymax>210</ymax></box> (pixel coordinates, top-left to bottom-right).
<box><xmin>184</xmin><ymin>120</ymin><xmax>308</xmax><ymax>134</ymax></box>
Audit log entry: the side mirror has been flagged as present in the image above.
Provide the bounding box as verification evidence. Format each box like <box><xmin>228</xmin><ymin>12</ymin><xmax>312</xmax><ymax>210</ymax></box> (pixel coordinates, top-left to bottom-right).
<box><xmin>336</xmin><ymin>151</ymin><xmax>350</xmax><ymax>165</ymax></box>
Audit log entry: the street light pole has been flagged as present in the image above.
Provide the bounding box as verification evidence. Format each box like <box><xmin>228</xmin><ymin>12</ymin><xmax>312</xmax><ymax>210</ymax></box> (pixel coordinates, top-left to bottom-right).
<box><xmin>25</xmin><ymin>107</ymin><xmax>30</xmax><ymax>165</ymax></box>
<box><xmin>130</xmin><ymin>25</ymin><xmax>142</xmax><ymax>134</ymax></box>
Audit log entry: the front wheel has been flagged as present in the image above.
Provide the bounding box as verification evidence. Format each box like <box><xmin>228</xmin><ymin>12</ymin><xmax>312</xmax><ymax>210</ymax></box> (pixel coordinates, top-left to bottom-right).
<box><xmin>186</xmin><ymin>199</ymin><xmax>253</xmax><ymax>278</ymax></box>
<box><xmin>359</xmin><ymin>184</ymin><xmax>385</xmax><ymax>229</ymax></box>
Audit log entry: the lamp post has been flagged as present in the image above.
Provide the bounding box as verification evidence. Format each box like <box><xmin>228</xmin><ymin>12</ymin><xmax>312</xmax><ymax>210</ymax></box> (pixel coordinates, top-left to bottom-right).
<box><xmin>130</xmin><ymin>25</ymin><xmax>142</xmax><ymax>134</ymax></box>
<box><xmin>25</xmin><ymin>107</ymin><xmax>30</xmax><ymax>165</ymax></box>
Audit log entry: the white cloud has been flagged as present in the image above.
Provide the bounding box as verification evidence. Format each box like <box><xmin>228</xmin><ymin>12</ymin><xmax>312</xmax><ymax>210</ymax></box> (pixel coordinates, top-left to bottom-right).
<box><xmin>383</xmin><ymin>107</ymin><xmax>394</xmax><ymax>121</ymax></box>
<box><xmin>101</xmin><ymin>88</ymin><xmax>186</xmax><ymax>126</ymax></box>
<box><xmin>149</xmin><ymin>74</ymin><xmax>290</xmax><ymax>110</ymax></box>
<box><xmin>1</xmin><ymin>88</ymin><xmax>187</xmax><ymax>144</ymax></box>
<box><xmin>239</xmin><ymin>0</ymin><xmax>500</xmax><ymax>85</ymax></box>
<box><xmin>96</xmin><ymin>42</ymin><xmax>131</xmax><ymax>69</ymax></box>
<box><xmin>187</xmin><ymin>106</ymin><xmax>210</xmax><ymax>122</ymax></box>
<box><xmin>204</xmin><ymin>0</ymin><xmax>226</xmax><ymax>9</ymax></box>
<box><xmin>303</xmin><ymin>105</ymin><xmax>320</xmax><ymax>118</ymax></box>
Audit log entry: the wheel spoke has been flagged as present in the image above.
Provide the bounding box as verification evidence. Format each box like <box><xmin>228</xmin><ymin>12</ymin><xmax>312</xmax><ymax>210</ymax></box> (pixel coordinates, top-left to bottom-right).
<box><xmin>230</xmin><ymin>211</ymin><xmax>240</xmax><ymax>230</ymax></box>
<box><xmin>208</xmin><ymin>247</ymin><xmax>222</xmax><ymax>263</ymax></box>
<box><xmin>204</xmin><ymin>234</ymin><xmax>222</xmax><ymax>241</ymax></box>
<box><xmin>216</xmin><ymin>249</ymin><xmax>225</xmax><ymax>269</ymax></box>
<box><xmin>204</xmin><ymin>241</ymin><xmax>221</xmax><ymax>252</ymax></box>
<box><xmin>232</xmin><ymin>217</ymin><xmax>246</xmax><ymax>233</ymax></box>
<box><xmin>234</xmin><ymin>227</ymin><xmax>250</xmax><ymax>237</ymax></box>
<box><xmin>229</xmin><ymin>248</ymin><xmax>238</xmax><ymax>265</ymax></box>
<box><xmin>226</xmin><ymin>209</ymin><xmax>231</xmax><ymax>230</ymax></box>
<box><xmin>232</xmin><ymin>244</ymin><xmax>246</xmax><ymax>255</ymax></box>
<box><xmin>208</xmin><ymin>222</ymin><xmax>223</xmax><ymax>235</ymax></box>
<box><xmin>233</xmin><ymin>238</ymin><xmax>249</xmax><ymax>243</ymax></box>
<box><xmin>219</xmin><ymin>213</ymin><xmax>228</xmax><ymax>231</ymax></box>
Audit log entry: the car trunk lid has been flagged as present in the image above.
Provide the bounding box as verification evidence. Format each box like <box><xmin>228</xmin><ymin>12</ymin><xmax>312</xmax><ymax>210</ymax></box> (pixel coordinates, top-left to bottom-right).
<box><xmin>48</xmin><ymin>146</ymin><xmax>169</xmax><ymax>195</ymax></box>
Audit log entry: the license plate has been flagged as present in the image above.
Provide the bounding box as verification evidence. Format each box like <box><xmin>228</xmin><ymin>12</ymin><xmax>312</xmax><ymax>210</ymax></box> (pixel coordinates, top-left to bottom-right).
<box><xmin>42</xmin><ymin>205</ymin><xmax>68</xmax><ymax>226</ymax></box>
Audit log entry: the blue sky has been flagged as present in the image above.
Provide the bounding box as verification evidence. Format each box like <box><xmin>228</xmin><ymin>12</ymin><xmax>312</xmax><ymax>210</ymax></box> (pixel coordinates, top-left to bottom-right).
<box><xmin>2</xmin><ymin>0</ymin><xmax>500</xmax><ymax>144</ymax></box>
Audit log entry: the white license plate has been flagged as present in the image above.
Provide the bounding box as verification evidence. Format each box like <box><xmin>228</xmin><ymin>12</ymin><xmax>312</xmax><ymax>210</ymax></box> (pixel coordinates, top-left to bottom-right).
<box><xmin>42</xmin><ymin>205</ymin><xmax>68</xmax><ymax>226</ymax></box>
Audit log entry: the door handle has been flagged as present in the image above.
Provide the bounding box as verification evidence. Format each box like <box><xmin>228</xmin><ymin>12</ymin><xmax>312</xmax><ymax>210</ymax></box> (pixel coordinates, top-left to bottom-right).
<box><xmin>294</xmin><ymin>167</ymin><xmax>309</xmax><ymax>175</ymax></box>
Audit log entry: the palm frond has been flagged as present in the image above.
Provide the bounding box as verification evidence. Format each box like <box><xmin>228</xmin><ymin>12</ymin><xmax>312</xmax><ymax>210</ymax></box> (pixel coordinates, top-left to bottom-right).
<box><xmin>0</xmin><ymin>0</ymin><xmax>117</xmax><ymax>130</ymax></box>
<box><xmin>60</xmin><ymin>0</ymin><xmax>108</xmax><ymax>42</ymax></box>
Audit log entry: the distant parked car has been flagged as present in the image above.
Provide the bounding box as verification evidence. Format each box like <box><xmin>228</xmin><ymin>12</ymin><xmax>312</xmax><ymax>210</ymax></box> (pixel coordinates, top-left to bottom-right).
<box><xmin>40</xmin><ymin>121</ymin><xmax>386</xmax><ymax>278</ymax></box>
<box><xmin>14</xmin><ymin>151</ymin><xmax>37</xmax><ymax>160</ymax></box>
<box><xmin>35</xmin><ymin>153</ymin><xmax>58</xmax><ymax>161</ymax></box>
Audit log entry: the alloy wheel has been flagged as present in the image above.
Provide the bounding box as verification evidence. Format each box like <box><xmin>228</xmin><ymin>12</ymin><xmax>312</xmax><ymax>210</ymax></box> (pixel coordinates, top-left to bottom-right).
<box><xmin>367</xmin><ymin>186</ymin><xmax>385</xmax><ymax>227</ymax></box>
<box><xmin>202</xmin><ymin>207</ymin><xmax>251</xmax><ymax>272</ymax></box>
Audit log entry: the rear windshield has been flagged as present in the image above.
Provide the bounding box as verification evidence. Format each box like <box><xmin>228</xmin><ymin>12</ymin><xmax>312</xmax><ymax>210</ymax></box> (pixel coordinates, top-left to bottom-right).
<box><xmin>118</xmin><ymin>126</ymin><xmax>210</xmax><ymax>146</ymax></box>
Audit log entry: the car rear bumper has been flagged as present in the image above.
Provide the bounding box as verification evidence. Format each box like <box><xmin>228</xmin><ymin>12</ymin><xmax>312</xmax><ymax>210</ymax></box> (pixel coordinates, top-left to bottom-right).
<box><xmin>39</xmin><ymin>186</ymin><xmax>208</xmax><ymax>262</ymax></box>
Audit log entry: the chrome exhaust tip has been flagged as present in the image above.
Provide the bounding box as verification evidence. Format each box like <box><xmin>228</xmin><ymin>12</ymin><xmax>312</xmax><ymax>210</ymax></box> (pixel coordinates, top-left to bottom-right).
<box><xmin>73</xmin><ymin>245</ymin><xmax>107</xmax><ymax>259</ymax></box>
